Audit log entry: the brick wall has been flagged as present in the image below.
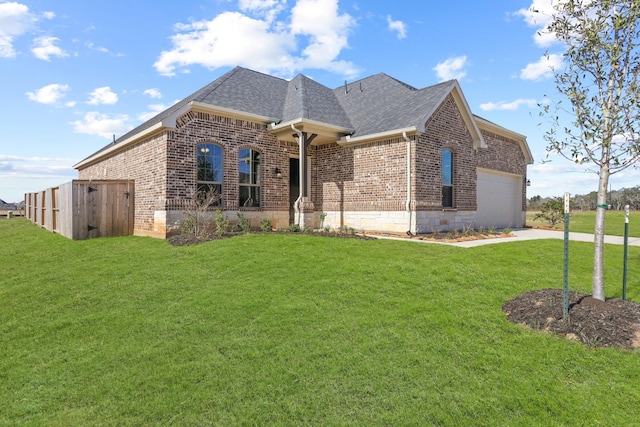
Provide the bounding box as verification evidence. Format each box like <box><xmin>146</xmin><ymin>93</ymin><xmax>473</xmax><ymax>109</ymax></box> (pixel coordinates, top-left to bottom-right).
<box><xmin>169</xmin><ymin>111</ymin><xmax>292</xmax><ymax>212</ymax></box>
<box><xmin>416</xmin><ymin>94</ymin><xmax>477</xmax><ymax>212</ymax></box>
<box><xmin>314</xmin><ymin>137</ymin><xmax>409</xmax><ymax>212</ymax></box>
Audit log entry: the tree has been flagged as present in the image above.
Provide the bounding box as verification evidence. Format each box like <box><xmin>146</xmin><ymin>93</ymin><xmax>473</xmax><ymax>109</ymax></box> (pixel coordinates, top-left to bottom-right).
<box><xmin>541</xmin><ymin>0</ymin><xmax>640</xmax><ymax>300</ymax></box>
<box><xmin>534</xmin><ymin>197</ymin><xmax>565</xmax><ymax>226</ymax></box>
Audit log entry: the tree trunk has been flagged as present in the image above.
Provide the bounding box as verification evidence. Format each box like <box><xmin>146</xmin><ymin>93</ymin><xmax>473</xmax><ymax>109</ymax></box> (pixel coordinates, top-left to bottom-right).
<box><xmin>592</xmin><ymin>165</ymin><xmax>610</xmax><ymax>301</ymax></box>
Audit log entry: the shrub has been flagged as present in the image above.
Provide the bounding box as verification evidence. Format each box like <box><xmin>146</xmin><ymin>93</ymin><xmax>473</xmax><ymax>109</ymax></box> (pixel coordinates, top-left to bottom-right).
<box><xmin>182</xmin><ymin>188</ymin><xmax>220</xmax><ymax>237</ymax></box>
<box><xmin>260</xmin><ymin>218</ymin><xmax>272</xmax><ymax>232</ymax></box>
<box><xmin>534</xmin><ymin>197</ymin><xmax>565</xmax><ymax>227</ymax></box>
<box><xmin>287</xmin><ymin>223</ymin><xmax>302</xmax><ymax>232</ymax></box>
<box><xmin>237</xmin><ymin>212</ymin><xmax>251</xmax><ymax>233</ymax></box>
<box><xmin>215</xmin><ymin>210</ymin><xmax>230</xmax><ymax>235</ymax></box>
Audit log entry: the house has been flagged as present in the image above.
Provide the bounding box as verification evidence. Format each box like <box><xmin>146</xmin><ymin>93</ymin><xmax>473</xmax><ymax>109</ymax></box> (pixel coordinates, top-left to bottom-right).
<box><xmin>74</xmin><ymin>66</ymin><xmax>533</xmax><ymax>238</ymax></box>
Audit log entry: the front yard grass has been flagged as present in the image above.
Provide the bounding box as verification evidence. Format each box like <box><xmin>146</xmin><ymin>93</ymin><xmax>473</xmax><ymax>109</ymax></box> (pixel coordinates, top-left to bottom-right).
<box><xmin>1</xmin><ymin>218</ymin><xmax>640</xmax><ymax>425</ymax></box>
<box><xmin>527</xmin><ymin>209</ymin><xmax>640</xmax><ymax>237</ymax></box>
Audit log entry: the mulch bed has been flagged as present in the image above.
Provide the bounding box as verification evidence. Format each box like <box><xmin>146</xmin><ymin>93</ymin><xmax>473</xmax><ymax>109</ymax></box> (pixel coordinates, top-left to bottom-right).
<box><xmin>167</xmin><ymin>230</ymin><xmax>373</xmax><ymax>246</ymax></box>
<box><xmin>503</xmin><ymin>289</ymin><xmax>640</xmax><ymax>350</ymax></box>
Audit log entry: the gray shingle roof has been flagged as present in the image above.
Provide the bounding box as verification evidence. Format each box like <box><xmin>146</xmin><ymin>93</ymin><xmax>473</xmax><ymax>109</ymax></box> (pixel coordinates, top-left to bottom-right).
<box><xmin>79</xmin><ymin>66</ymin><xmax>459</xmax><ymax>164</ymax></box>
<box><xmin>334</xmin><ymin>74</ymin><xmax>455</xmax><ymax>137</ymax></box>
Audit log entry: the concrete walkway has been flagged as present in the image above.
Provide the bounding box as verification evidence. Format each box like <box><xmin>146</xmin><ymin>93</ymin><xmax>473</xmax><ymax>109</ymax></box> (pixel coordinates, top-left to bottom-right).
<box><xmin>374</xmin><ymin>228</ymin><xmax>640</xmax><ymax>248</ymax></box>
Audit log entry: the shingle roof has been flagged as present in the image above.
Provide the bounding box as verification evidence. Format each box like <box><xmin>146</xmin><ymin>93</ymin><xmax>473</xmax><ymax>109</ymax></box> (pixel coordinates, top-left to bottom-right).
<box><xmin>334</xmin><ymin>74</ymin><xmax>455</xmax><ymax>137</ymax></box>
<box><xmin>122</xmin><ymin>66</ymin><xmax>459</xmax><ymax>142</ymax></box>
<box><xmin>77</xmin><ymin>66</ymin><xmax>465</xmax><ymax>165</ymax></box>
<box><xmin>282</xmin><ymin>74</ymin><xmax>352</xmax><ymax>128</ymax></box>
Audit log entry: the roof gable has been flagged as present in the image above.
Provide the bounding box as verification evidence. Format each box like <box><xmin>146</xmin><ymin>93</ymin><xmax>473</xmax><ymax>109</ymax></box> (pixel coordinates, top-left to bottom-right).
<box><xmin>282</xmin><ymin>74</ymin><xmax>352</xmax><ymax>128</ymax></box>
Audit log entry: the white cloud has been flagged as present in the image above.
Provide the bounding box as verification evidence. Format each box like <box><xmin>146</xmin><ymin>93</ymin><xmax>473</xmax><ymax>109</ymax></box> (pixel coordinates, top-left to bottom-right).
<box><xmin>238</xmin><ymin>0</ymin><xmax>286</xmax><ymax>22</ymax></box>
<box><xmin>31</xmin><ymin>36</ymin><xmax>68</xmax><ymax>61</ymax></box>
<box><xmin>85</xmin><ymin>41</ymin><xmax>124</xmax><ymax>57</ymax></box>
<box><xmin>70</xmin><ymin>112</ymin><xmax>132</xmax><ymax>139</ymax></box>
<box><xmin>520</xmin><ymin>53</ymin><xmax>563</xmax><ymax>81</ymax></box>
<box><xmin>386</xmin><ymin>15</ymin><xmax>407</xmax><ymax>39</ymax></box>
<box><xmin>154</xmin><ymin>0</ymin><xmax>358</xmax><ymax>78</ymax></box>
<box><xmin>143</xmin><ymin>88</ymin><xmax>162</xmax><ymax>99</ymax></box>
<box><xmin>0</xmin><ymin>1</ymin><xmax>37</xmax><ymax>58</ymax></box>
<box><xmin>26</xmin><ymin>83</ymin><xmax>70</xmax><ymax>104</ymax></box>
<box><xmin>87</xmin><ymin>87</ymin><xmax>118</xmax><ymax>105</ymax></box>
<box><xmin>479</xmin><ymin>98</ymin><xmax>539</xmax><ymax>111</ymax></box>
<box><xmin>43</xmin><ymin>11</ymin><xmax>55</xmax><ymax>20</ymax></box>
<box><xmin>433</xmin><ymin>55</ymin><xmax>468</xmax><ymax>82</ymax></box>
<box><xmin>515</xmin><ymin>0</ymin><xmax>560</xmax><ymax>48</ymax></box>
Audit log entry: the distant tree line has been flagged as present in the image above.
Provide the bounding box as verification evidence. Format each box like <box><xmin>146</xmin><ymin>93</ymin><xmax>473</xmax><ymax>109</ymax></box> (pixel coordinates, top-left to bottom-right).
<box><xmin>528</xmin><ymin>186</ymin><xmax>640</xmax><ymax>211</ymax></box>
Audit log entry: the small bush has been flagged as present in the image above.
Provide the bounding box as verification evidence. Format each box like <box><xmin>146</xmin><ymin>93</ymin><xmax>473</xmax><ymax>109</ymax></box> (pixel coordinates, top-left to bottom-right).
<box><xmin>534</xmin><ymin>197</ymin><xmax>565</xmax><ymax>227</ymax></box>
<box><xmin>237</xmin><ymin>212</ymin><xmax>251</xmax><ymax>233</ymax></box>
<box><xmin>260</xmin><ymin>218</ymin><xmax>272</xmax><ymax>232</ymax></box>
<box><xmin>287</xmin><ymin>224</ymin><xmax>302</xmax><ymax>232</ymax></box>
<box><xmin>215</xmin><ymin>210</ymin><xmax>230</xmax><ymax>235</ymax></box>
<box><xmin>182</xmin><ymin>188</ymin><xmax>220</xmax><ymax>237</ymax></box>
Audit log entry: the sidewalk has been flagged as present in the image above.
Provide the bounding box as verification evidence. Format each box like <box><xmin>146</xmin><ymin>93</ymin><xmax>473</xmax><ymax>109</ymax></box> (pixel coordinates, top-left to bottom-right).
<box><xmin>373</xmin><ymin>228</ymin><xmax>640</xmax><ymax>248</ymax></box>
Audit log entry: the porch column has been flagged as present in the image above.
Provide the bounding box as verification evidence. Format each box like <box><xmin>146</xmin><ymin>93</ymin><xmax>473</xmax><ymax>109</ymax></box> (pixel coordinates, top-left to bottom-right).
<box><xmin>296</xmin><ymin>131</ymin><xmax>315</xmax><ymax>228</ymax></box>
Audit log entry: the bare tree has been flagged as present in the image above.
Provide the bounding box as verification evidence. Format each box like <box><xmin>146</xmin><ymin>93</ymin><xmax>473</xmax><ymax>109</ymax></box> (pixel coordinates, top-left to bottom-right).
<box><xmin>541</xmin><ymin>0</ymin><xmax>640</xmax><ymax>300</ymax></box>
<box><xmin>182</xmin><ymin>187</ymin><xmax>221</xmax><ymax>237</ymax></box>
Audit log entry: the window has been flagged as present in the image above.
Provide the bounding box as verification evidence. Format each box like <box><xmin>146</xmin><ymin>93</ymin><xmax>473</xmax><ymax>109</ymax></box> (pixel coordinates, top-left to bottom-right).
<box><xmin>239</xmin><ymin>148</ymin><xmax>261</xmax><ymax>207</ymax></box>
<box><xmin>442</xmin><ymin>149</ymin><xmax>453</xmax><ymax>208</ymax></box>
<box><xmin>197</xmin><ymin>143</ymin><xmax>223</xmax><ymax>206</ymax></box>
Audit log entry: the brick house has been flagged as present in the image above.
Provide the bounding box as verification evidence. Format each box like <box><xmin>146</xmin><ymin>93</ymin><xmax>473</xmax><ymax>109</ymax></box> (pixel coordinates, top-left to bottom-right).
<box><xmin>74</xmin><ymin>66</ymin><xmax>533</xmax><ymax>238</ymax></box>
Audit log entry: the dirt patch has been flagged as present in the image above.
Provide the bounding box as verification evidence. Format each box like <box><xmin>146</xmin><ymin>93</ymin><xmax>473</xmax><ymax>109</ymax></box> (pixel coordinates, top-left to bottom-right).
<box><xmin>503</xmin><ymin>289</ymin><xmax>640</xmax><ymax>350</ymax></box>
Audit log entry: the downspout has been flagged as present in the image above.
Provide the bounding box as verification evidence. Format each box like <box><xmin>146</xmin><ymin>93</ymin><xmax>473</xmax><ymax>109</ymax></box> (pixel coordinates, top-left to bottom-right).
<box><xmin>291</xmin><ymin>124</ymin><xmax>304</xmax><ymax>223</ymax></box>
<box><xmin>403</xmin><ymin>131</ymin><xmax>413</xmax><ymax>235</ymax></box>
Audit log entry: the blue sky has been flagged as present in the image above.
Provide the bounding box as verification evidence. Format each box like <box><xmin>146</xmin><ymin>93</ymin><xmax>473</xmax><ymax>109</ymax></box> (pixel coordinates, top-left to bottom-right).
<box><xmin>1</xmin><ymin>0</ymin><xmax>638</xmax><ymax>203</ymax></box>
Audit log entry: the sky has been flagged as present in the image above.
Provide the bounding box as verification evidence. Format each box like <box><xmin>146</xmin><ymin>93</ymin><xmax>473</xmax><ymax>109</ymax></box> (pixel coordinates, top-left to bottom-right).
<box><xmin>1</xmin><ymin>0</ymin><xmax>639</xmax><ymax>203</ymax></box>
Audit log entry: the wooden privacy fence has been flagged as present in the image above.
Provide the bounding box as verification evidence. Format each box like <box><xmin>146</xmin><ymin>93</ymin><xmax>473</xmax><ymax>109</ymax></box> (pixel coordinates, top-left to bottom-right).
<box><xmin>25</xmin><ymin>180</ymin><xmax>134</xmax><ymax>240</ymax></box>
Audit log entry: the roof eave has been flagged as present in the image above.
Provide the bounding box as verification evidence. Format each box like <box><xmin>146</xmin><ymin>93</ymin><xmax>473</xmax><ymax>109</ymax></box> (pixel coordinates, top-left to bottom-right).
<box><xmin>190</xmin><ymin>101</ymin><xmax>278</xmax><ymax>123</ymax></box>
<box><xmin>269</xmin><ymin>118</ymin><xmax>354</xmax><ymax>144</ymax></box>
<box><xmin>337</xmin><ymin>126</ymin><xmax>418</xmax><ymax>147</ymax></box>
<box><xmin>73</xmin><ymin>121</ymin><xmax>170</xmax><ymax>170</ymax></box>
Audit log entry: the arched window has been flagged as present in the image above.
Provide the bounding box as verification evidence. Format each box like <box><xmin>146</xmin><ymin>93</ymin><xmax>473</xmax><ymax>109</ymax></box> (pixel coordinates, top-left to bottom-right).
<box><xmin>239</xmin><ymin>148</ymin><xmax>261</xmax><ymax>207</ymax></box>
<box><xmin>442</xmin><ymin>149</ymin><xmax>453</xmax><ymax>208</ymax></box>
<box><xmin>197</xmin><ymin>143</ymin><xmax>223</xmax><ymax>206</ymax></box>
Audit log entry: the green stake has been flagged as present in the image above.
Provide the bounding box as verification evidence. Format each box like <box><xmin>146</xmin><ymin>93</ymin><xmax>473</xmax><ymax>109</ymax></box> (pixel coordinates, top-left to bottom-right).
<box><xmin>563</xmin><ymin>192</ymin><xmax>569</xmax><ymax>319</ymax></box>
<box><xmin>623</xmin><ymin>204</ymin><xmax>629</xmax><ymax>301</ymax></box>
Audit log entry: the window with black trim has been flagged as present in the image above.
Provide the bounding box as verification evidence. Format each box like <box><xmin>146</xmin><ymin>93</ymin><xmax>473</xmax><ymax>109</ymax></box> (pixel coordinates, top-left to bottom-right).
<box><xmin>197</xmin><ymin>143</ymin><xmax>223</xmax><ymax>206</ymax></box>
<box><xmin>239</xmin><ymin>148</ymin><xmax>261</xmax><ymax>207</ymax></box>
<box><xmin>442</xmin><ymin>148</ymin><xmax>453</xmax><ymax>208</ymax></box>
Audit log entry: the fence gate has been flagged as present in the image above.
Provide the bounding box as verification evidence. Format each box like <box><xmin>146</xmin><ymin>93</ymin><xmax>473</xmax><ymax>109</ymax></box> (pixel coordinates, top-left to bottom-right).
<box><xmin>25</xmin><ymin>180</ymin><xmax>134</xmax><ymax>240</ymax></box>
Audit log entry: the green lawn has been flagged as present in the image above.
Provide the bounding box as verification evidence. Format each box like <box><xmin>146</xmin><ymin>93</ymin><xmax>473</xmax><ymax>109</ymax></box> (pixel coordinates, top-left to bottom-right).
<box><xmin>2</xmin><ymin>218</ymin><xmax>640</xmax><ymax>426</ymax></box>
<box><xmin>527</xmin><ymin>209</ymin><xmax>640</xmax><ymax>237</ymax></box>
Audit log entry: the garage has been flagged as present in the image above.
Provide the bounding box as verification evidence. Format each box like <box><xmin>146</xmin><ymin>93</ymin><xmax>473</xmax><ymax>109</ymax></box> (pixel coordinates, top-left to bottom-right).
<box><xmin>476</xmin><ymin>168</ymin><xmax>523</xmax><ymax>229</ymax></box>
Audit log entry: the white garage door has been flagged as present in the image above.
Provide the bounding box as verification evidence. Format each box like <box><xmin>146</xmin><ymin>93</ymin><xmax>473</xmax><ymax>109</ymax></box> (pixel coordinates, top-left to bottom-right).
<box><xmin>476</xmin><ymin>169</ymin><xmax>522</xmax><ymax>229</ymax></box>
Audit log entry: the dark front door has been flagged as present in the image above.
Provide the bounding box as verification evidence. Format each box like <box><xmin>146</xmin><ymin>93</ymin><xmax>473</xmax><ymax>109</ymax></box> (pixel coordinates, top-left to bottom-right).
<box><xmin>289</xmin><ymin>157</ymin><xmax>299</xmax><ymax>224</ymax></box>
